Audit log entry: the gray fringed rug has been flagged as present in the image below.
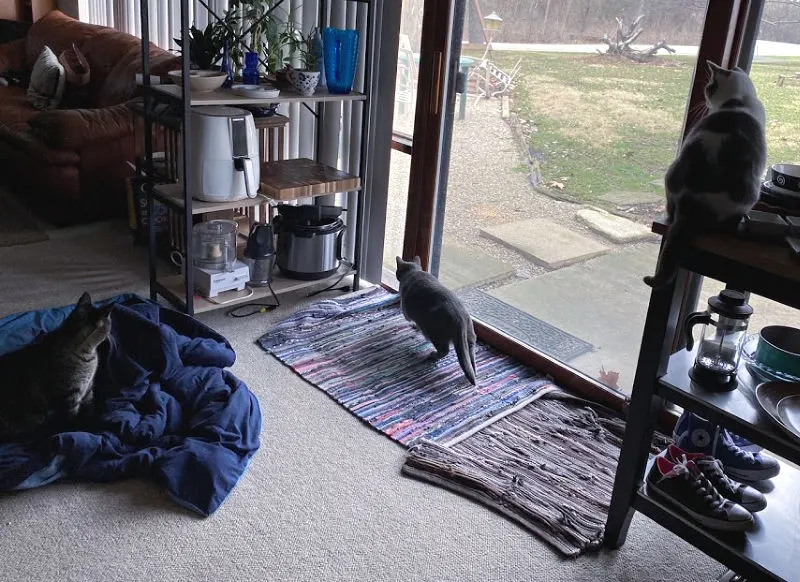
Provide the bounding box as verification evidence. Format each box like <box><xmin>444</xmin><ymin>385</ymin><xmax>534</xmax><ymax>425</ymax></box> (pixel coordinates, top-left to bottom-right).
<box><xmin>402</xmin><ymin>392</ymin><xmax>668</xmax><ymax>557</ymax></box>
<box><xmin>0</xmin><ymin>190</ymin><xmax>49</xmax><ymax>247</ymax></box>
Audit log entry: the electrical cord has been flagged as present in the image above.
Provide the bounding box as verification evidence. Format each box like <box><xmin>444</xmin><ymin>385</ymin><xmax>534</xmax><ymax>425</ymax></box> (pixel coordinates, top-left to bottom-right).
<box><xmin>225</xmin><ymin>261</ymin><xmax>353</xmax><ymax>317</ymax></box>
<box><xmin>205</xmin><ymin>287</ymin><xmax>254</xmax><ymax>305</ymax></box>
<box><xmin>306</xmin><ymin>260</ymin><xmax>355</xmax><ymax>297</ymax></box>
<box><xmin>226</xmin><ymin>282</ymin><xmax>280</xmax><ymax>317</ymax></box>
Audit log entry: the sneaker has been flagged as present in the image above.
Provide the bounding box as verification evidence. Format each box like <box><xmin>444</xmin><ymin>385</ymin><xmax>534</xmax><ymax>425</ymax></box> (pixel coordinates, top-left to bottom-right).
<box><xmin>673</xmin><ymin>412</ymin><xmax>780</xmax><ymax>482</ymax></box>
<box><xmin>646</xmin><ymin>456</ymin><xmax>754</xmax><ymax>532</ymax></box>
<box><xmin>728</xmin><ymin>431</ymin><xmax>763</xmax><ymax>453</ymax></box>
<box><xmin>665</xmin><ymin>444</ymin><xmax>767</xmax><ymax>512</ymax></box>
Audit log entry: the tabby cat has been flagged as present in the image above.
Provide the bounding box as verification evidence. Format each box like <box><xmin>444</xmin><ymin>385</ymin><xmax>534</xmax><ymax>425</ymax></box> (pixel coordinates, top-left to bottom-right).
<box><xmin>396</xmin><ymin>256</ymin><xmax>477</xmax><ymax>385</ymax></box>
<box><xmin>0</xmin><ymin>292</ymin><xmax>112</xmax><ymax>440</ymax></box>
<box><xmin>644</xmin><ymin>60</ymin><xmax>767</xmax><ymax>288</ymax></box>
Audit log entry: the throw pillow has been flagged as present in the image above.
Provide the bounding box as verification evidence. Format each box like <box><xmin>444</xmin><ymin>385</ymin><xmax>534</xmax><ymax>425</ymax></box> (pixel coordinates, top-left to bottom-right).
<box><xmin>27</xmin><ymin>46</ymin><xmax>65</xmax><ymax>110</ymax></box>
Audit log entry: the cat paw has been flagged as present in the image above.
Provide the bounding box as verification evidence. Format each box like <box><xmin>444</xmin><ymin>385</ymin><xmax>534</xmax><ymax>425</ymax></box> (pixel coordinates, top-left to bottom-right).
<box><xmin>643</xmin><ymin>275</ymin><xmax>673</xmax><ymax>289</ymax></box>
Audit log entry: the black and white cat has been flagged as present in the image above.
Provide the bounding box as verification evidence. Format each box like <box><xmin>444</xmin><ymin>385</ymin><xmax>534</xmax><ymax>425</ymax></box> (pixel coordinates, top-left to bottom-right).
<box><xmin>0</xmin><ymin>293</ymin><xmax>112</xmax><ymax>440</ymax></box>
<box><xmin>644</xmin><ymin>60</ymin><xmax>767</xmax><ymax>288</ymax></box>
<box><xmin>396</xmin><ymin>256</ymin><xmax>477</xmax><ymax>385</ymax></box>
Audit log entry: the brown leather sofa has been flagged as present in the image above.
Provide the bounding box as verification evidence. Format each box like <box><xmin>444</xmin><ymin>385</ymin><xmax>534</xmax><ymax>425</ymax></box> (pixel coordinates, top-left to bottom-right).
<box><xmin>0</xmin><ymin>10</ymin><xmax>179</xmax><ymax>226</ymax></box>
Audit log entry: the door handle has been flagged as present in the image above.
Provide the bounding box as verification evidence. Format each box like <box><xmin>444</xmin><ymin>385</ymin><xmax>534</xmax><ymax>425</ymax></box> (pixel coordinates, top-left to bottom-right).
<box><xmin>430</xmin><ymin>50</ymin><xmax>443</xmax><ymax>115</ymax></box>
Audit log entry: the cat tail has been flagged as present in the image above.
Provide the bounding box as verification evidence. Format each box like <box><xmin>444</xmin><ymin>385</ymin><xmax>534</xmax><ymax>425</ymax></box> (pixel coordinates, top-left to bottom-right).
<box><xmin>454</xmin><ymin>320</ymin><xmax>477</xmax><ymax>386</ymax></box>
<box><xmin>643</xmin><ymin>215</ymin><xmax>688</xmax><ymax>289</ymax></box>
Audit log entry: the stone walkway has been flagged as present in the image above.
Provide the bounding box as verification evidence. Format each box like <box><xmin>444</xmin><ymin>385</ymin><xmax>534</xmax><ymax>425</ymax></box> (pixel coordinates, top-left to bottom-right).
<box><xmin>385</xmin><ymin>98</ymin><xmax>667</xmax><ymax>394</ymax></box>
<box><xmin>384</xmin><ymin>97</ymin><xmax>796</xmax><ymax>395</ymax></box>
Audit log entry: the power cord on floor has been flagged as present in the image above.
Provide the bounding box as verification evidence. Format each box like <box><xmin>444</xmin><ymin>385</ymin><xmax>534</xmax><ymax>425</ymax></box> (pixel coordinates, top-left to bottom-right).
<box><xmin>226</xmin><ymin>262</ymin><xmax>353</xmax><ymax>316</ymax></box>
<box><xmin>306</xmin><ymin>261</ymin><xmax>355</xmax><ymax>298</ymax></box>
<box><xmin>226</xmin><ymin>282</ymin><xmax>280</xmax><ymax>317</ymax></box>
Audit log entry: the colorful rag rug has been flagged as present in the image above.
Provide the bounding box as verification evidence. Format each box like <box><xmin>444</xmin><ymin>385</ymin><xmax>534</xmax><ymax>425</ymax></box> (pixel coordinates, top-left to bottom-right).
<box><xmin>402</xmin><ymin>394</ymin><xmax>659</xmax><ymax>557</ymax></box>
<box><xmin>258</xmin><ymin>287</ymin><xmax>556</xmax><ymax>445</ymax></box>
<box><xmin>258</xmin><ymin>288</ymin><xmax>663</xmax><ymax>557</ymax></box>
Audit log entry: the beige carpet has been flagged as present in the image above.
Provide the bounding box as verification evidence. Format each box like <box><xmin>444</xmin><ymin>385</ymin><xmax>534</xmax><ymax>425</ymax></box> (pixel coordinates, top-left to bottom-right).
<box><xmin>0</xmin><ymin>188</ymin><xmax>49</xmax><ymax>247</ymax></box>
<box><xmin>0</xmin><ymin>223</ymin><xmax>726</xmax><ymax>582</ymax></box>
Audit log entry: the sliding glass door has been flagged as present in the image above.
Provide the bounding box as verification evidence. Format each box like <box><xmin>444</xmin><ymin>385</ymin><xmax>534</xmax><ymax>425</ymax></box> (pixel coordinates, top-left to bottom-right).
<box><xmin>398</xmin><ymin>0</ymin><xmax>757</xmax><ymax>402</ymax></box>
<box><xmin>382</xmin><ymin>1</ymin><xmax>423</xmax><ymax>280</ymax></box>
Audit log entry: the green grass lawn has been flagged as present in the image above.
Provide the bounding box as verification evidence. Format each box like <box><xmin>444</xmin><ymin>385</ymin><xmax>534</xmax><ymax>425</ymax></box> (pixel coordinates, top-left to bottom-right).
<box><xmin>488</xmin><ymin>52</ymin><xmax>800</xmax><ymax>204</ymax></box>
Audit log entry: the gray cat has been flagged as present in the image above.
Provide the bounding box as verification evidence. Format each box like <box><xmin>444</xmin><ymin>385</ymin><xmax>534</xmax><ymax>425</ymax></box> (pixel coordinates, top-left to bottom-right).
<box><xmin>0</xmin><ymin>292</ymin><xmax>112</xmax><ymax>440</ymax></box>
<box><xmin>644</xmin><ymin>61</ymin><xmax>767</xmax><ymax>288</ymax></box>
<box><xmin>396</xmin><ymin>256</ymin><xmax>477</xmax><ymax>385</ymax></box>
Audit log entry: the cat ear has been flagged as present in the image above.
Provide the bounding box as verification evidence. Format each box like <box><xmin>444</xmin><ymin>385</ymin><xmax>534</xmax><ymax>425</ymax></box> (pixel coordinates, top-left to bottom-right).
<box><xmin>76</xmin><ymin>292</ymin><xmax>92</xmax><ymax>309</ymax></box>
<box><xmin>395</xmin><ymin>256</ymin><xmax>403</xmax><ymax>268</ymax></box>
<box><xmin>96</xmin><ymin>304</ymin><xmax>114</xmax><ymax>318</ymax></box>
<box><xmin>705</xmin><ymin>60</ymin><xmax>720</xmax><ymax>75</ymax></box>
<box><xmin>413</xmin><ymin>256</ymin><xmax>421</xmax><ymax>266</ymax></box>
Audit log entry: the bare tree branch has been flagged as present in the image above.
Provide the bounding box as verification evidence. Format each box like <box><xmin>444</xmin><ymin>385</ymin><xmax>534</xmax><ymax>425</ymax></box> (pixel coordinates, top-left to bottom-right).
<box><xmin>599</xmin><ymin>15</ymin><xmax>675</xmax><ymax>62</ymax></box>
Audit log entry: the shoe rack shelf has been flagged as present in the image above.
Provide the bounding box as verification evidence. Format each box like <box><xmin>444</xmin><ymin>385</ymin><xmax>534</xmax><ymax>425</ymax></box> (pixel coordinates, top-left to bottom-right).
<box><xmin>635</xmin><ymin>457</ymin><xmax>800</xmax><ymax>582</ymax></box>
<box><xmin>659</xmin><ymin>350</ymin><xmax>800</xmax><ymax>465</ymax></box>
<box><xmin>137</xmin><ymin>0</ymin><xmax>374</xmax><ymax>316</ymax></box>
<box><xmin>605</xmin><ymin>215</ymin><xmax>800</xmax><ymax>582</ymax></box>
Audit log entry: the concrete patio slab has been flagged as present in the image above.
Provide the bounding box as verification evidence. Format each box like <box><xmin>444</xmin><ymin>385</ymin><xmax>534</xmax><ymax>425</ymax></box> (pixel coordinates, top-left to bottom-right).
<box><xmin>439</xmin><ymin>239</ymin><xmax>516</xmax><ymax>290</ymax></box>
<box><xmin>575</xmin><ymin>208</ymin><xmax>655</xmax><ymax>244</ymax></box>
<box><xmin>488</xmin><ymin>245</ymin><xmax>659</xmax><ymax>394</ymax></box>
<box><xmin>480</xmin><ymin>218</ymin><xmax>609</xmax><ymax>269</ymax></box>
<box><xmin>599</xmin><ymin>191</ymin><xmax>663</xmax><ymax>207</ymax></box>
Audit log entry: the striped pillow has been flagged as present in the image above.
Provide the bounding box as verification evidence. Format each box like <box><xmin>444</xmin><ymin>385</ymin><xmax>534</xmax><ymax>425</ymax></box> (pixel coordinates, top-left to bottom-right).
<box><xmin>27</xmin><ymin>46</ymin><xmax>66</xmax><ymax>110</ymax></box>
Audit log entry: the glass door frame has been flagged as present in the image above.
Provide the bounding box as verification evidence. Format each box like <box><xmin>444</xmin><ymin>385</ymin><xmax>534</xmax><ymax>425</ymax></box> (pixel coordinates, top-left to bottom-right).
<box><xmin>393</xmin><ymin>0</ymin><xmax>757</xmax><ymax>414</ymax></box>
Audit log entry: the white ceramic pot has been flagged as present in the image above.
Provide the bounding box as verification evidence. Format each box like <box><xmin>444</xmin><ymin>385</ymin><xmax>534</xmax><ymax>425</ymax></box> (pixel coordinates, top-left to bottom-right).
<box><xmin>288</xmin><ymin>69</ymin><xmax>320</xmax><ymax>96</ymax></box>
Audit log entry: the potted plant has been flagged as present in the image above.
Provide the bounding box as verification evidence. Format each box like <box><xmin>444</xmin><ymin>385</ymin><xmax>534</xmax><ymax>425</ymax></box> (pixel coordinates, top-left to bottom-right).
<box><xmin>288</xmin><ymin>28</ymin><xmax>322</xmax><ymax>96</ymax></box>
<box><xmin>227</xmin><ymin>0</ymin><xmax>287</xmax><ymax>81</ymax></box>
<box><xmin>263</xmin><ymin>19</ymin><xmax>296</xmax><ymax>77</ymax></box>
<box><xmin>174</xmin><ymin>22</ymin><xmax>226</xmax><ymax>70</ymax></box>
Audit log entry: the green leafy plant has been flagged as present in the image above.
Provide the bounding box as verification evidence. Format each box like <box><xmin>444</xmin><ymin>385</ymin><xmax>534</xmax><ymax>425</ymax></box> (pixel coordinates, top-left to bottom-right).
<box><xmin>228</xmin><ymin>0</ymin><xmax>281</xmax><ymax>56</ymax></box>
<box><xmin>174</xmin><ymin>22</ymin><xmax>226</xmax><ymax>70</ymax></box>
<box><xmin>262</xmin><ymin>19</ymin><xmax>297</xmax><ymax>74</ymax></box>
<box><xmin>224</xmin><ymin>0</ymin><xmax>296</xmax><ymax>76</ymax></box>
<box><xmin>290</xmin><ymin>27</ymin><xmax>321</xmax><ymax>72</ymax></box>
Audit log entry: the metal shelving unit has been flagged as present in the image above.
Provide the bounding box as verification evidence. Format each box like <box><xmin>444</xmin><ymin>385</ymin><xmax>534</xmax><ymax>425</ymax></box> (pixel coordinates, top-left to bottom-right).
<box><xmin>604</xmin><ymin>217</ymin><xmax>800</xmax><ymax>582</ymax></box>
<box><xmin>137</xmin><ymin>0</ymin><xmax>373</xmax><ymax>315</ymax></box>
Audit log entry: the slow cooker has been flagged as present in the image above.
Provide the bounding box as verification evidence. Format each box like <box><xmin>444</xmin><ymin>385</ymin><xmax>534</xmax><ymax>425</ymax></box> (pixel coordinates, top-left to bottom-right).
<box><xmin>273</xmin><ymin>205</ymin><xmax>346</xmax><ymax>280</ymax></box>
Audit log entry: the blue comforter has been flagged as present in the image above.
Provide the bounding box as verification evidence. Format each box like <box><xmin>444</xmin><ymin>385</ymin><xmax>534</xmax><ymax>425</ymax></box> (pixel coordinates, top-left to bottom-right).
<box><xmin>0</xmin><ymin>295</ymin><xmax>261</xmax><ymax>516</ymax></box>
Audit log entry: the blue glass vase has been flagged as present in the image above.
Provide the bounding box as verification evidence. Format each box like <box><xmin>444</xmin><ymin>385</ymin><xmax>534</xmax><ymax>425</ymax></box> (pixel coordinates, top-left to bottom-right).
<box><xmin>243</xmin><ymin>51</ymin><xmax>259</xmax><ymax>85</ymax></box>
<box><xmin>323</xmin><ymin>28</ymin><xmax>359</xmax><ymax>94</ymax></box>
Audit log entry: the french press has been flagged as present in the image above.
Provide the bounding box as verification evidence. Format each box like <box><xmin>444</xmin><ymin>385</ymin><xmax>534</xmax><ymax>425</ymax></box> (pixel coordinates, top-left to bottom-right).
<box><xmin>684</xmin><ymin>289</ymin><xmax>753</xmax><ymax>390</ymax></box>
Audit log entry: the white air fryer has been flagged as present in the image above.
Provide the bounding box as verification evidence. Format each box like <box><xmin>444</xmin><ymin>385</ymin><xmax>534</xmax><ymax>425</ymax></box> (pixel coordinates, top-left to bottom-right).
<box><xmin>181</xmin><ymin>106</ymin><xmax>260</xmax><ymax>202</ymax></box>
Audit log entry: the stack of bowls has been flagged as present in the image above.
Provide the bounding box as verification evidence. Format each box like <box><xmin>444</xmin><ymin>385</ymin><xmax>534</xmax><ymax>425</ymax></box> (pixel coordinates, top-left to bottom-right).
<box><xmin>752</xmin><ymin>325</ymin><xmax>800</xmax><ymax>443</ymax></box>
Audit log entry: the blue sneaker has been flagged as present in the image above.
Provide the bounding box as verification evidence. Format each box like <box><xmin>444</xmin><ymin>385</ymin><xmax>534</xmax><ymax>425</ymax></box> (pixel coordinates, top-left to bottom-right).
<box><xmin>673</xmin><ymin>412</ymin><xmax>780</xmax><ymax>482</ymax></box>
<box><xmin>728</xmin><ymin>431</ymin><xmax>763</xmax><ymax>453</ymax></box>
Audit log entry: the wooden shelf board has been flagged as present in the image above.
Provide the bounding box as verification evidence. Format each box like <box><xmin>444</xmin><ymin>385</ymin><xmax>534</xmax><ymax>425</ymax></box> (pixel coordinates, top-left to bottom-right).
<box><xmin>152</xmin><ymin>84</ymin><xmax>366</xmax><ymax>106</ymax></box>
<box><xmin>153</xmin><ymin>157</ymin><xmax>360</xmax><ymax>212</ymax></box>
<box><xmin>658</xmin><ymin>349</ymin><xmax>800</xmax><ymax>466</ymax></box>
<box><xmin>153</xmin><ymin>183</ymin><xmax>269</xmax><ymax>215</ymax></box>
<box><xmin>159</xmin><ymin>269</ymin><xmax>354</xmax><ymax>314</ymax></box>
<box><xmin>651</xmin><ymin>216</ymin><xmax>800</xmax><ymax>309</ymax></box>
<box><xmin>635</xmin><ymin>457</ymin><xmax>800</xmax><ymax>582</ymax></box>
<box><xmin>260</xmin><ymin>158</ymin><xmax>361</xmax><ymax>201</ymax></box>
